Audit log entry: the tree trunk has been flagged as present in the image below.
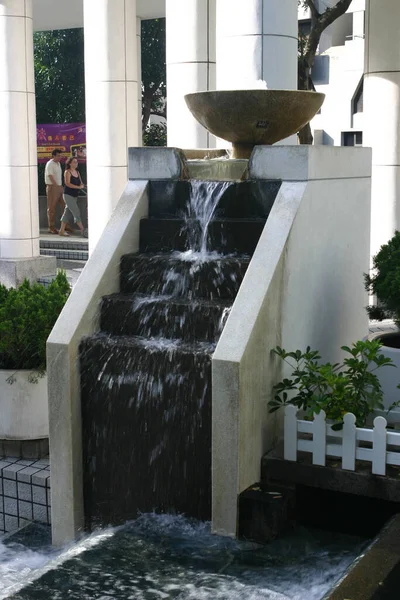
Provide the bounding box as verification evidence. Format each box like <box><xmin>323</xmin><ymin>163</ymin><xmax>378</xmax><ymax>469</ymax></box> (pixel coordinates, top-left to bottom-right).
<box><xmin>298</xmin><ymin>122</ymin><xmax>314</xmax><ymax>145</ymax></box>
<box><xmin>296</xmin><ymin>0</ymin><xmax>354</xmax><ymax>144</ymax></box>
<box><xmin>142</xmin><ymin>93</ymin><xmax>154</xmax><ymax>132</ymax></box>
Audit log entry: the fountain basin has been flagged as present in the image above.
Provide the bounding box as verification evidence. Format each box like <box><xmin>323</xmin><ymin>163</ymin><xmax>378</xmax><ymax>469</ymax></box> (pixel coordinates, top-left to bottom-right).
<box><xmin>185</xmin><ymin>90</ymin><xmax>325</xmax><ymax>158</ymax></box>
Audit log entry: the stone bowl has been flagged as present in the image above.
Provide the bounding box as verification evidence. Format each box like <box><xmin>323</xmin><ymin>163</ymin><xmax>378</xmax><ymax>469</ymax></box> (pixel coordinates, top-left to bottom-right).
<box><xmin>184</xmin><ymin>90</ymin><xmax>325</xmax><ymax>158</ymax></box>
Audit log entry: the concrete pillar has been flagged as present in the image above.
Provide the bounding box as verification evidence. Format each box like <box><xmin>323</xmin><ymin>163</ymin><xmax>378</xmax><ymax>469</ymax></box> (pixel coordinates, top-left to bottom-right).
<box><xmin>216</xmin><ymin>0</ymin><xmax>298</xmax><ymax>91</ymax></box>
<box><xmin>84</xmin><ymin>0</ymin><xmax>139</xmax><ymax>251</ymax></box>
<box><xmin>166</xmin><ymin>0</ymin><xmax>216</xmax><ymax>148</ymax></box>
<box><xmin>364</xmin><ymin>0</ymin><xmax>400</xmax><ymax>257</ymax></box>
<box><xmin>137</xmin><ymin>17</ymin><xmax>143</xmax><ymax>146</ymax></box>
<box><xmin>0</xmin><ymin>0</ymin><xmax>55</xmax><ymax>286</ymax></box>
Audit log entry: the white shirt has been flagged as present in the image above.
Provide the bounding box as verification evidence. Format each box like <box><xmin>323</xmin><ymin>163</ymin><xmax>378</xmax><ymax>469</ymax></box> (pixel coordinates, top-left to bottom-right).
<box><xmin>45</xmin><ymin>159</ymin><xmax>62</xmax><ymax>186</ymax></box>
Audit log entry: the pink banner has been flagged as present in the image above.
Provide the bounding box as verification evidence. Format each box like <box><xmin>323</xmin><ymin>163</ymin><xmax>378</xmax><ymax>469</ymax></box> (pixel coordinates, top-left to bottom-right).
<box><xmin>36</xmin><ymin>123</ymin><xmax>86</xmax><ymax>164</ymax></box>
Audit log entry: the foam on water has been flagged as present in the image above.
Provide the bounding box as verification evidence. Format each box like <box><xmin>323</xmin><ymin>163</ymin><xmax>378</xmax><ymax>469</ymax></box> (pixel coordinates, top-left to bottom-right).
<box><xmin>0</xmin><ymin>527</ymin><xmax>115</xmax><ymax>599</ymax></box>
<box><xmin>0</xmin><ymin>515</ymin><xmax>367</xmax><ymax>600</ymax></box>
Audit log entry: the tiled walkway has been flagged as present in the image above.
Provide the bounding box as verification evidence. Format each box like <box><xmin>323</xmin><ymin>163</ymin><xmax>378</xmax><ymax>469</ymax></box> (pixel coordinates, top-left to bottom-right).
<box><xmin>0</xmin><ymin>457</ymin><xmax>50</xmax><ymax>534</ymax></box>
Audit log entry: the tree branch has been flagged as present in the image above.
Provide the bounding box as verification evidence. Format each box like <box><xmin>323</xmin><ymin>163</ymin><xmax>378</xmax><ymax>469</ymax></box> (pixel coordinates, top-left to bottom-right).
<box><xmin>304</xmin><ymin>0</ymin><xmax>353</xmax><ymax>66</ymax></box>
<box><xmin>304</xmin><ymin>0</ymin><xmax>320</xmax><ymax>20</ymax></box>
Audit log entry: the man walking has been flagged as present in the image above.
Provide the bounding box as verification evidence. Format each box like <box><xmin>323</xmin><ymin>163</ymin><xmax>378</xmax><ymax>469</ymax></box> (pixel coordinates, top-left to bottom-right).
<box><xmin>45</xmin><ymin>149</ymin><xmax>69</xmax><ymax>234</ymax></box>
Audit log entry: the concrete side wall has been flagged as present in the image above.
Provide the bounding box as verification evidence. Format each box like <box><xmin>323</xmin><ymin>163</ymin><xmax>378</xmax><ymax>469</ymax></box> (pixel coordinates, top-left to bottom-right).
<box><xmin>212</xmin><ymin>182</ymin><xmax>305</xmax><ymax>536</ymax></box>
<box><xmin>47</xmin><ymin>180</ymin><xmax>149</xmax><ymax>545</ymax></box>
<box><xmin>282</xmin><ymin>177</ymin><xmax>370</xmax><ymax>365</ymax></box>
<box><xmin>212</xmin><ymin>146</ymin><xmax>371</xmax><ymax>537</ymax></box>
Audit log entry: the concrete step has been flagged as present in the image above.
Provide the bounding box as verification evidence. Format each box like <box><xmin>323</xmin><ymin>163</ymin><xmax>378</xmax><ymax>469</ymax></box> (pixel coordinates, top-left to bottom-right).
<box><xmin>120</xmin><ymin>253</ymin><xmax>250</xmax><ymax>300</ymax></box>
<box><xmin>148</xmin><ymin>179</ymin><xmax>281</xmax><ymax>218</ymax></box>
<box><xmin>139</xmin><ymin>218</ymin><xmax>266</xmax><ymax>255</ymax></box>
<box><xmin>100</xmin><ymin>292</ymin><xmax>232</xmax><ymax>342</ymax></box>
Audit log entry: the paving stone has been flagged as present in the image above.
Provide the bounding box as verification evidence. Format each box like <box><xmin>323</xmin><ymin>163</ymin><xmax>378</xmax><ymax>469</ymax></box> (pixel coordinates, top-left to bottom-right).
<box><xmin>17</xmin><ymin>467</ymin><xmax>42</xmax><ymax>483</ymax></box>
<box><xmin>19</xmin><ymin>500</ymin><xmax>33</xmax><ymax>520</ymax></box>
<box><xmin>5</xmin><ymin>515</ymin><xmax>18</xmax><ymax>532</ymax></box>
<box><xmin>4</xmin><ymin>497</ymin><xmax>17</xmax><ymax>517</ymax></box>
<box><xmin>32</xmin><ymin>485</ymin><xmax>47</xmax><ymax>505</ymax></box>
<box><xmin>18</xmin><ymin>481</ymin><xmax>33</xmax><ymax>502</ymax></box>
<box><xmin>32</xmin><ymin>471</ymin><xmax>49</xmax><ymax>487</ymax></box>
<box><xmin>3</xmin><ymin>479</ymin><xmax>17</xmax><ymax>498</ymax></box>
<box><xmin>3</xmin><ymin>464</ymin><xmax>27</xmax><ymax>480</ymax></box>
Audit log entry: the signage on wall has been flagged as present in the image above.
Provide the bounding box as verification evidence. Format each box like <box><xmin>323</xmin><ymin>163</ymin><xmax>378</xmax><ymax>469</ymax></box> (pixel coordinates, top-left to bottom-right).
<box><xmin>36</xmin><ymin>123</ymin><xmax>86</xmax><ymax>164</ymax></box>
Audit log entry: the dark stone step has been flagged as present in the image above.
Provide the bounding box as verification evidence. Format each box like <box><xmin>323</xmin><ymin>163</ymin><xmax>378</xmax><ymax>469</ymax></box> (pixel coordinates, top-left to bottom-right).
<box><xmin>80</xmin><ymin>333</ymin><xmax>213</xmax><ymax>525</ymax></box>
<box><xmin>120</xmin><ymin>253</ymin><xmax>250</xmax><ymax>299</ymax></box>
<box><xmin>148</xmin><ymin>179</ymin><xmax>280</xmax><ymax>219</ymax></box>
<box><xmin>139</xmin><ymin>218</ymin><xmax>265</xmax><ymax>255</ymax></box>
<box><xmin>100</xmin><ymin>293</ymin><xmax>232</xmax><ymax>343</ymax></box>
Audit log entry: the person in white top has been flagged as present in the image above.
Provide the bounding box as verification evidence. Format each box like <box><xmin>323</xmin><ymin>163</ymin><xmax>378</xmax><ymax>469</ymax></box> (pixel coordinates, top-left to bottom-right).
<box><xmin>44</xmin><ymin>149</ymin><xmax>72</xmax><ymax>234</ymax></box>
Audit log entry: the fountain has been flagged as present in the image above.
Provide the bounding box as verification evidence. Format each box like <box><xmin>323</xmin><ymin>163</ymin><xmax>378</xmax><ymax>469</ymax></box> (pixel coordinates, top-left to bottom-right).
<box><xmin>80</xmin><ymin>179</ymin><xmax>272</xmax><ymax>527</ymax></box>
<box><xmin>38</xmin><ymin>78</ymin><xmax>379</xmax><ymax>598</ymax></box>
<box><xmin>184</xmin><ymin>90</ymin><xmax>325</xmax><ymax>158</ymax></box>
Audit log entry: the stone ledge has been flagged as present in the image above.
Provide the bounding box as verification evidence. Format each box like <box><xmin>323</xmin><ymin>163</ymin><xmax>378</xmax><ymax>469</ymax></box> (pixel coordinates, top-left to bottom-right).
<box><xmin>249</xmin><ymin>145</ymin><xmax>372</xmax><ymax>181</ymax></box>
<box><xmin>262</xmin><ymin>451</ymin><xmax>400</xmax><ymax>503</ymax></box>
<box><xmin>325</xmin><ymin>514</ymin><xmax>400</xmax><ymax>600</ymax></box>
<box><xmin>128</xmin><ymin>147</ymin><xmax>188</xmax><ymax>180</ymax></box>
<box><xmin>0</xmin><ymin>256</ymin><xmax>56</xmax><ymax>288</ymax></box>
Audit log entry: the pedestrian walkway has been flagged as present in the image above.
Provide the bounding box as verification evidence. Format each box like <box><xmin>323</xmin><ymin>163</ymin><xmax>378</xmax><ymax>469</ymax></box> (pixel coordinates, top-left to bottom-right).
<box><xmin>39</xmin><ymin>230</ymin><xmax>88</xmax><ymax>288</ymax></box>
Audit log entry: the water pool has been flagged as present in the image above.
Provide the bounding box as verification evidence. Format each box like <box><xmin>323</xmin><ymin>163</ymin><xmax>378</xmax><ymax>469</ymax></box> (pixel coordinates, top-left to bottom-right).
<box><xmin>1</xmin><ymin>514</ymin><xmax>367</xmax><ymax>600</ymax></box>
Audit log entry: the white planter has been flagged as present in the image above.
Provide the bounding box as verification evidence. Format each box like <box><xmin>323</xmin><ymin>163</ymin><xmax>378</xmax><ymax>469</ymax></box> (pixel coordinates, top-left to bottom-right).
<box><xmin>0</xmin><ymin>370</ymin><xmax>49</xmax><ymax>439</ymax></box>
<box><xmin>369</xmin><ymin>331</ymin><xmax>400</xmax><ymax>419</ymax></box>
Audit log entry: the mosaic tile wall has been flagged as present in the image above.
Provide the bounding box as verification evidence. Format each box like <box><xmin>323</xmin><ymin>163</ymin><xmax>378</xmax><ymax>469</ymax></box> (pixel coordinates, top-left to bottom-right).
<box><xmin>0</xmin><ymin>457</ymin><xmax>51</xmax><ymax>534</ymax></box>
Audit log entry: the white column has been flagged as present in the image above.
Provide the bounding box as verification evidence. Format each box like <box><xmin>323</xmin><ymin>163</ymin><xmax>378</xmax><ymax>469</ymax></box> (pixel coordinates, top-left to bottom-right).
<box><xmin>364</xmin><ymin>0</ymin><xmax>400</xmax><ymax>257</ymax></box>
<box><xmin>166</xmin><ymin>0</ymin><xmax>216</xmax><ymax>148</ymax></box>
<box><xmin>216</xmin><ymin>0</ymin><xmax>298</xmax><ymax>91</ymax></box>
<box><xmin>0</xmin><ymin>0</ymin><xmax>39</xmax><ymax>259</ymax></box>
<box><xmin>84</xmin><ymin>0</ymin><xmax>139</xmax><ymax>251</ymax></box>
<box><xmin>137</xmin><ymin>16</ymin><xmax>142</xmax><ymax>146</ymax></box>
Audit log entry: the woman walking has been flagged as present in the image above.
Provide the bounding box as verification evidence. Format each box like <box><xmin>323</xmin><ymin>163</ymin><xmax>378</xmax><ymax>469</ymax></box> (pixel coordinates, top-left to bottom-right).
<box><xmin>59</xmin><ymin>157</ymin><xmax>88</xmax><ymax>237</ymax></box>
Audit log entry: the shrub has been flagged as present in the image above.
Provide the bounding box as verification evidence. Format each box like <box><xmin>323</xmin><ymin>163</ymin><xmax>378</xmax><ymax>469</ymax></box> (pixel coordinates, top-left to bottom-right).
<box><xmin>365</xmin><ymin>230</ymin><xmax>400</xmax><ymax>325</ymax></box>
<box><xmin>0</xmin><ymin>271</ymin><xmax>70</xmax><ymax>374</ymax></box>
<box><xmin>143</xmin><ymin>122</ymin><xmax>167</xmax><ymax>147</ymax></box>
<box><xmin>268</xmin><ymin>339</ymin><xmax>399</xmax><ymax>429</ymax></box>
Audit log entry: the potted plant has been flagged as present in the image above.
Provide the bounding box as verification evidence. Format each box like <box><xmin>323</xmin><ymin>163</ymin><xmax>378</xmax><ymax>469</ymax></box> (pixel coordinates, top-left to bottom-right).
<box><xmin>365</xmin><ymin>230</ymin><xmax>400</xmax><ymax>413</ymax></box>
<box><xmin>0</xmin><ymin>272</ymin><xmax>70</xmax><ymax>444</ymax></box>
<box><xmin>269</xmin><ymin>339</ymin><xmax>398</xmax><ymax>429</ymax></box>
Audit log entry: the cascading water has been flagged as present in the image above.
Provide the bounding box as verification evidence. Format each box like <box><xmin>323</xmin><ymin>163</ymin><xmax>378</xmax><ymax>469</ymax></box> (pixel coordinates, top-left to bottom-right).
<box><xmin>80</xmin><ymin>180</ymin><xmax>255</xmax><ymax>527</ymax></box>
<box><xmin>183</xmin><ymin>180</ymin><xmax>231</xmax><ymax>258</ymax></box>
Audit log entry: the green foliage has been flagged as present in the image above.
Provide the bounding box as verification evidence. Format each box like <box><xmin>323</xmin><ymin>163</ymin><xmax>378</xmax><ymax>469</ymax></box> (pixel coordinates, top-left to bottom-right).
<box><xmin>141</xmin><ymin>19</ymin><xmax>166</xmax><ymax>130</ymax></box>
<box><xmin>34</xmin><ymin>29</ymin><xmax>85</xmax><ymax>124</ymax></box>
<box><xmin>0</xmin><ymin>272</ymin><xmax>70</xmax><ymax>374</ymax></box>
<box><xmin>365</xmin><ymin>231</ymin><xmax>400</xmax><ymax>326</ymax></box>
<box><xmin>143</xmin><ymin>123</ymin><xmax>167</xmax><ymax>147</ymax></box>
<box><xmin>269</xmin><ymin>340</ymin><xmax>399</xmax><ymax>428</ymax></box>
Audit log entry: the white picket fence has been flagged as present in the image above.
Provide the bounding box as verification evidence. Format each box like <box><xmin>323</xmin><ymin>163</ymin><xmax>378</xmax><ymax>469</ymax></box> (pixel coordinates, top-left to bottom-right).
<box><xmin>284</xmin><ymin>404</ymin><xmax>400</xmax><ymax>476</ymax></box>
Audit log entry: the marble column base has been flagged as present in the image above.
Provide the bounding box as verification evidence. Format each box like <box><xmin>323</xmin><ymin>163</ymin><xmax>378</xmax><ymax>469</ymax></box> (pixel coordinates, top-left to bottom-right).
<box><xmin>0</xmin><ymin>256</ymin><xmax>57</xmax><ymax>288</ymax></box>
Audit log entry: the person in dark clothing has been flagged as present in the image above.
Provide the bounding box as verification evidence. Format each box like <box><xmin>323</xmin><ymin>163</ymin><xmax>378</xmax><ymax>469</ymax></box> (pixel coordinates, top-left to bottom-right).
<box><xmin>59</xmin><ymin>157</ymin><xmax>87</xmax><ymax>237</ymax></box>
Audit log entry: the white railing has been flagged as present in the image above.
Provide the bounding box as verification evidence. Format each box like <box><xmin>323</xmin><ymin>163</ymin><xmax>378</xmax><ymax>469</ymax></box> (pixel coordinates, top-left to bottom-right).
<box><xmin>284</xmin><ymin>404</ymin><xmax>400</xmax><ymax>476</ymax></box>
